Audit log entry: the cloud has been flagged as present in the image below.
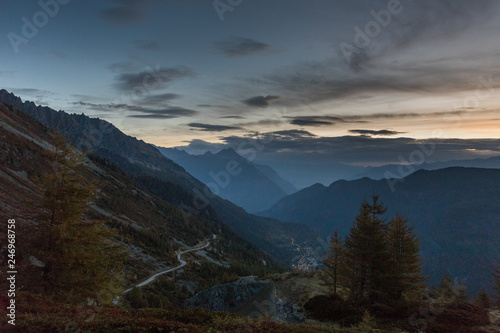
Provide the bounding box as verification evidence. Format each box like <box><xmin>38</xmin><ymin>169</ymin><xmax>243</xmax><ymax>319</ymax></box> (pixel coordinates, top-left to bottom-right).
<box><xmin>71</xmin><ymin>94</ymin><xmax>103</xmax><ymax>101</ymax></box>
<box><xmin>244</xmin><ymin>3</ymin><xmax>500</xmax><ymax>107</ymax></box>
<box><xmin>290</xmin><ymin>119</ymin><xmax>333</xmax><ymax>126</ymax></box>
<box><xmin>128</xmin><ymin>107</ymin><xmax>199</xmax><ymax>119</ymax></box>
<box><xmin>136</xmin><ymin>93</ymin><xmax>180</xmax><ymax>106</ymax></box>
<box><xmin>263</xmin><ymin>62</ymin><xmax>478</xmax><ymax>106</ymax></box>
<box><xmin>214</xmin><ymin>37</ymin><xmax>271</xmax><ymax>57</ymax></box>
<box><xmin>175</xmin><ymin>139</ymin><xmax>226</xmax><ymax>155</ymax></box>
<box><xmin>114</xmin><ymin>66</ymin><xmax>194</xmax><ymax>92</ymax></box>
<box><xmin>340</xmin><ymin>0</ymin><xmax>499</xmax><ymax>72</ymax></box>
<box><xmin>220</xmin><ymin>115</ymin><xmax>245</xmax><ymax>119</ymax></box>
<box><xmin>285</xmin><ymin>111</ymin><xmax>499</xmax><ymax>134</ymax></box>
<box><xmin>342</xmin><ymin>110</ymin><xmax>471</xmax><ymax>122</ymax></box>
<box><xmin>100</xmin><ymin>0</ymin><xmax>152</xmax><ymax>25</ymax></box>
<box><xmin>74</xmin><ymin>101</ymin><xmax>128</xmax><ymax>110</ymax></box>
<box><xmin>134</xmin><ymin>40</ymin><xmax>161</xmax><ymax>51</ymax></box>
<box><xmin>187</xmin><ymin>123</ymin><xmax>242</xmax><ymax>132</ymax></box>
<box><xmin>288</xmin><ymin>110</ymin><xmax>479</xmax><ymax>126</ymax></box>
<box><xmin>269</xmin><ymin>130</ymin><xmax>317</xmax><ymax>139</ymax></box>
<box><xmin>242</xmin><ymin>95</ymin><xmax>280</xmax><ymax>108</ymax></box>
<box><xmin>74</xmin><ymin>101</ymin><xmax>198</xmax><ymax>119</ymax></box>
<box><xmin>349</xmin><ymin>129</ymin><xmax>405</xmax><ymax>136</ymax></box>
<box><xmin>387</xmin><ymin>0</ymin><xmax>498</xmax><ymax>51</ymax></box>
<box><xmin>207</xmin><ymin>133</ymin><xmax>500</xmax><ymax>166</ymax></box>
<box><xmin>288</xmin><ymin>115</ymin><xmax>366</xmax><ymax>127</ymax></box>
<box><xmin>9</xmin><ymin>88</ymin><xmax>53</xmax><ymax>96</ymax></box>
<box><xmin>232</xmin><ymin>118</ymin><xmax>286</xmax><ymax>128</ymax></box>
<box><xmin>8</xmin><ymin>88</ymin><xmax>54</xmax><ymax>105</ymax></box>
<box><xmin>196</xmin><ymin>104</ymin><xmax>235</xmax><ymax>110</ymax></box>
<box><xmin>108</xmin><ymin>62</ymin><xmax>145</xmax><ymax>73</ymax></box>
<box><xmin>289</xmin><ymin>116</ymin><xmax>344</xmax><ymax>127</ymax></box>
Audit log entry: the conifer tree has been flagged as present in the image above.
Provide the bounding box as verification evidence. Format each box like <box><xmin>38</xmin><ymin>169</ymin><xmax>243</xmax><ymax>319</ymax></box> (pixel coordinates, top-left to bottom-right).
<box><xmin>438</xmin><ymin>273</ymin><xmax>455</xmax><ymax>301</ymax></box>
<box><xmin>474</xmin><ymin>289</ymin><xmax>491</xmax><ymax>309</ymax></box>
<box><xmin>343</xmin><ymin>194</ymin><xmax>388</xmax><ymax>304</ymax></box>
<box><xmin>437</xmin><ymin>273</ymin><xmax>467</xmax><ymax>303</ymax></box>
<box><xmin>320</xmin><ymin>230</ymin><xmax>344</xmax><ymax>296</ymax></box>
<box><xmin>322</xmin><ymin>194</ymin><xmax>427</xmax><ymax>311</ymax></box>
<box><xmin>33</xmin><ymin>135</ymin><xmax>124</xmax><ymax>304</ymax></box>
<box><xmin>386</xmin><ymin>214</ymin><xmax>425</xmax><ymax>303</ymax></box>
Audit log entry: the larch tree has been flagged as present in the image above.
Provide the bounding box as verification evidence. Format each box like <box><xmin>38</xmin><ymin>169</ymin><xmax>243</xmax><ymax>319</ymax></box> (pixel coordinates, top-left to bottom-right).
<box><xmin>474</xmin><ymin>289</ymin><xmax>491</xmax><ymax>309</ymax></box>
<box><xmin>320</xmin><ymin>230</ymin><xmax>344</xmax><ymax>296</ymax></box>
<box><xmin>343</xmin><ymin>194</ymin><xmax>389</xmax><ymax>304</ymax></box>
<box><xmin>386</xmin><ymin>214</ymin><xmax>425</xmax><ymax>304</ymax></box>
<box><xmin>32</xmin><ymin>134</ymin><xmax>124</xmax><ymax>304</ymax></box>
<box><xmin>438</xmin><ymin>273</ymin><xmax>455</xmax><ymax>301</ymax></box>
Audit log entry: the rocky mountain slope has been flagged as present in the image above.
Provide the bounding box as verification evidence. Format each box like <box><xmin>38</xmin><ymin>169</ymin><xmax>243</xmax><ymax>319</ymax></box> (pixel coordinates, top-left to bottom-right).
<box><xmin>0</xmin><ymin>101</ymin><xmax>282</xmax><ymax>301</ymax></box>
<box><xmin>184</xmin><ymin>273</ymin><xmax>325</xmax><ymax>323</ymax></box>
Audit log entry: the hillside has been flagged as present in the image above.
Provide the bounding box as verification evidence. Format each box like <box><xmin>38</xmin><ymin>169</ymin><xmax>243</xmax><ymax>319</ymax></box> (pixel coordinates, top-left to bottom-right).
<box><xmin>157</xmin><ymin>147</ymin><xmax>296</xmax><ymax>212</ymax></box>
<box><xmin>261</xmin><ymin>167</ymin><xmax>500</xmax><ymax>295</ymax></box>
<box><xmin>0</xmin><ymin>101</ymin><xmax>283</xmax><ymax>296</ymax></box>
<box><xmin>0</xmin><ymin>89</ymin><xmax>320</xmax><ymax>266</ymax></box>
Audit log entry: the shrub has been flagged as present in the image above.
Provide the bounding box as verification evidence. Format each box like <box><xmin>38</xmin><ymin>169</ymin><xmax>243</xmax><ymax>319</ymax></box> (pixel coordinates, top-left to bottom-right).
<box><xmin>426</xmin><ymin>302</ymin><xmax>489</xmax><ymax>333</ymax></box>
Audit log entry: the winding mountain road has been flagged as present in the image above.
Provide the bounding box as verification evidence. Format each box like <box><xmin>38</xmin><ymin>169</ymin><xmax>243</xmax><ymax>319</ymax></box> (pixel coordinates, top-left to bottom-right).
<box><xmin>113</xmin><ymin>235</ymin><xmax>215</xmax><ymax>304</ymax></box>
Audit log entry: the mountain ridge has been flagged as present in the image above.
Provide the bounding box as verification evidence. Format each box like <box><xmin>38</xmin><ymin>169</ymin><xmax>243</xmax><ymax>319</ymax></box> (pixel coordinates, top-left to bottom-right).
<box><xmin>0</xmin><ymin>101</ymin><xmax>284</xmax><ymax>298</ymax></box>
<box><xmin>157</xmin><ymin>145</ymin><xmax>297</xmax><ymax>212</ymax></box>
<box><xmin>261</xmin><ymin>166</ymin><xmax>500</xmax><ymax>295</ymax></box>
<box><xmin>0</xmin><ymin>89</ymin><xmax>320</xmax><ymax>266</ymax></box>
<box><xmin>350</xmin><ymin>156</ymin><xmax>500</xmax><ymax>180</ymax></box>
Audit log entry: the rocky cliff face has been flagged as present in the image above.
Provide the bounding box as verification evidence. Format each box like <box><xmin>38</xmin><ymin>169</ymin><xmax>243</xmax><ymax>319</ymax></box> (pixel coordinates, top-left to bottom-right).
<box><xmin>184</xmin><ymin>276</ymin><xmax>302</xmax><ymax>323</ymax></box>
<box><xmin>185</xmin><ymin>277</ymin><xmax>272</xmax><ymax>313</ymax></box>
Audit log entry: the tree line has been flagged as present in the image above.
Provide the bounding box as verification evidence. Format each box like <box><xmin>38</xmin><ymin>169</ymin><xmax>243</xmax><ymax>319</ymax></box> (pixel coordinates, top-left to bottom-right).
<box><xmin>321</xmin><ymin>193</ymin><xmax>500</xmax><ymax>315</ymax></box>
<box><xmin>321</xmin><ymin>194</ymin><xmax>425</xmax><ymax>311</ymax></box>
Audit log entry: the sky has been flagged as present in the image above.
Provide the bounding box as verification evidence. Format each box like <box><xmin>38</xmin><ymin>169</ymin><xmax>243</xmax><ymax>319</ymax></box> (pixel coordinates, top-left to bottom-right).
<box><xmin>1</xmin><ymin>0</ymin><xmax>500</xmax><ymax>172</ymax></box>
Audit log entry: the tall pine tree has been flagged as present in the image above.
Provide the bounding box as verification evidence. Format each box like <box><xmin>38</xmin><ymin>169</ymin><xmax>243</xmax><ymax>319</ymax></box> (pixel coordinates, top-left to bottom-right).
<box><xmin>320</xmin><ymin>230</ymin><xmax>344</xmax><ymax>296</ymax></box>
<box><xmin>386</xmin><ymin>214</ymin><xmax>425</xmax><ymax>305</ymax></box>
<box><xmin>343</xmin><ymin>194</ymin><xmax>388</xmax><ymax>304</ymax></box>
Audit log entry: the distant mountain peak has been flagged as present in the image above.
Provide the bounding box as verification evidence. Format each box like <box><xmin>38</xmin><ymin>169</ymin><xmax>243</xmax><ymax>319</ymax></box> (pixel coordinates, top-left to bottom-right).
<box><xmin>215</xmin><ymin>147</ymin><xmax>242</xmax><ymax>159</ymax></box>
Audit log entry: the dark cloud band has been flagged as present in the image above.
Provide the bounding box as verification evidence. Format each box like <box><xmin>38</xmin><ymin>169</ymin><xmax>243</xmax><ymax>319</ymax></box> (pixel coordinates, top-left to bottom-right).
<box><xmin>188</xmin><ymin>123</ymin><xmax>242</xmax><ymax>132</ymax></box>
<box><xmin>242</xmin><ymin>95</ymin><xmax>280</xmax><ymax>108</ymax></box>
<box><xmin>214</xmin><ymin>37</ymin><xmax>270</xmax><ymax>57</ymax></box>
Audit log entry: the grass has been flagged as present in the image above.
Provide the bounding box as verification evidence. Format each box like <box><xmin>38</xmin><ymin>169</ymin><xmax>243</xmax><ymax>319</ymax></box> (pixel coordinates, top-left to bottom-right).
<box><xmin>1</xmin><ymin>292</ymin><xmax>409</xmax><ymax>333</ymax></box>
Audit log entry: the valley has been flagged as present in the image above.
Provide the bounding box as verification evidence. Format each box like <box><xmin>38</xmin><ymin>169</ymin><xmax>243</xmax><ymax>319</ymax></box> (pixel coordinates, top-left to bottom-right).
<box><xmin>1</xmin><ymin>91</ymin><xmax>499</xmax><ymax>332</ymax></box>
